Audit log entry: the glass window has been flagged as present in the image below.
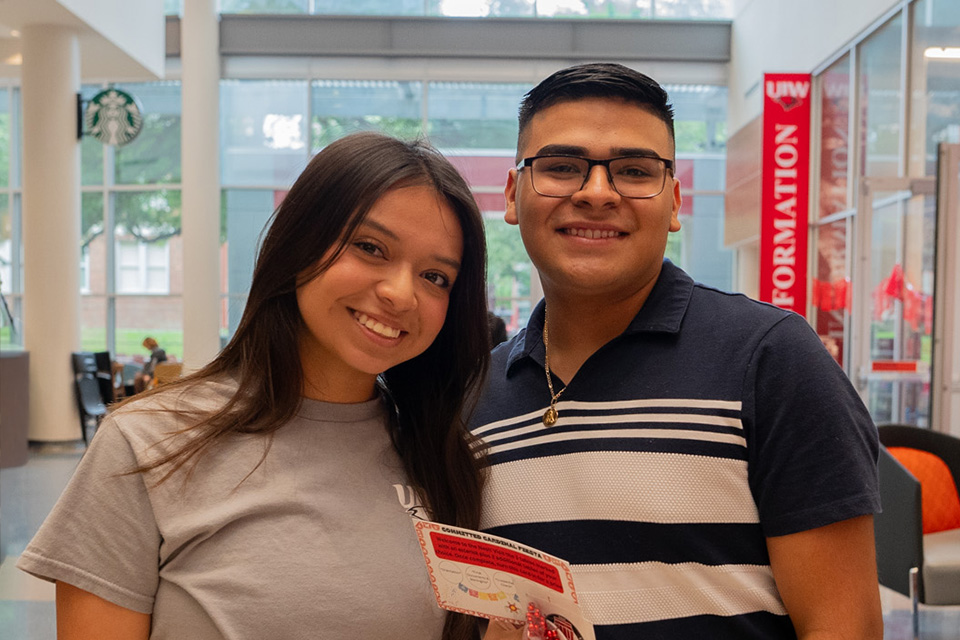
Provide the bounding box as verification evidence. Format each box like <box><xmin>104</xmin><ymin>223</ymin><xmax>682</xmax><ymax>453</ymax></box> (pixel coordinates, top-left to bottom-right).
<box><xmin>865</xmin><ymin>189</ymin><xmax>935</xmax><ymax>425</ymax></box>
<box><xmin>665</xmin><ymin>85</ymin><xmax>732</xmax><ymax>289</ymax></box>
<box><xmin>669</xmin><ymin>84</ymin><xmax>727</xmax><ymax>153</ymax></box>
<box><xmin>114</xmin><ymin>82</ymin><xmax>182</xmax><ymax>185</ymax></box>
<box><xmin>82</xmin><ymin>192</ymin><xmax>105</xmax><ymax>295</ymax></box>
<box><xmin>516</xmin><ymin>1</ymin><xmax>642</xmax><ymax>18</ymax></box>
<box><xmin>116</xmin><ymin>295</ymin><xmax>183</xmax><ymax>361</ymax></box>
<box><xmin>222</xmin><ymin>188</ymin><xmax>278</xmax><ymax>339</ymax></box>
<box><xmin>302</xmin><ymin>0</ymin><xmax>732</xmax><ymax>18</ymax></box>
<box><xmin>311</xmin><ymin>80</ymin><xmax>423</xmax><ymax>152</ymax></box>
<box><xmin>485</xmin><ymin>217</ymin><xmax>532</xmax><ymax>335</ymax></box>
<box><xmin>676</xmin><ymin>193</ymin><xmax>731</xmax><ymax>291</ymax></box>
<box><xmin>222</xmin><ymin>79</ymin><xmax>309</xmax><ymax>186</ymax></box>
<box><xmin>313</xmin><ymin>0</ymin><xmax>428</xmax><ymax>15</ymax></box>
<box><xmin>482</xmin><ymin>0</ymin><xmax>537</xmax><ymax>17</ymax></box>
<box><xmin>909</xmin><ymin>0</ymin><xmax>960</xmax><ymax>177</ymax></box>
<box><xmin>653</xmin><ymin>0</ymin><xmax>732</xmax><ymax>19</ymax></box>
<box><xmin>220</xmin><ymin>0</ymin><xmax>308</xmax><ymax>13</ymax></box>
<box><xmin>0</xmin><ymin>87</ymin><xmax>8</xmax><ymax>188</ymax></box>
<box><xmin>116</xmin><ymin>239</ymin><xmax>171</xmax><ymax>294</ymax></box>
<box><xmin>80</xmin><ymin>296</ymin><xmax>108</xmax><ymax>353</ymax></box>
<box><xmin>81</xmin><ymin>85</ymin><xmax>105</xmax><ymax>186</ymax></box>
<box><xmin>812</xmin><ymin>220</ymin><xmax>848</xmax><ymax>366</ymax></box>
<box><xmin>425</xmin><ymin>81</ymin><xmax>531</xmax><ymax>332</ymax></box>
<box><xmin>859</xmin><ymin>14</ymin><xmax>903</xmax><ymax>178</ymax></box>
<box><xmin>164</xmin><ymin>0</ymin><xmax>181</xmax><ymax>15</ymax></box>
<box><xmin>1</xmin><ymin>192</ymin><xmax>21</xmax><ymax>349</ymax></box>
<box><xmin>818</xmin><ymin>55</ymin><xmax>851</xmax><ymax>217</ymax></box>
<box><xmin>113</xmin><ymin>190</ymin><xmax>180</xmax><ymax>296</ymax></box>
<box><xmin>427</xmin><ymin>82</ymin><xmax>526</xmax><ymax>150</ymax></box>
<box><xmin>0</xmin><ymin>194</ymin><xmax>10</xmax><ymax>294</ymax></box>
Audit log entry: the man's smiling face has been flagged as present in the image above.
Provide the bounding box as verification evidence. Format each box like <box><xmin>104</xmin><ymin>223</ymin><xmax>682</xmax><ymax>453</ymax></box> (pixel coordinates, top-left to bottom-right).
<box><xmin>505</xmin><ymin>97</ymin><xmax>682</xmax><ymax>303</ymax></box>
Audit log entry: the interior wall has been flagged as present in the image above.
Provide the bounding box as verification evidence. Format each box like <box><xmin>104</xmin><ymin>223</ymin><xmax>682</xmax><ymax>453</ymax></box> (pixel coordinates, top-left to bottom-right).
<box><xmin>58</xmin><ymin>0</ymin><xmax>165</xmax><ymax>77</ymax></box>
<box><xmin>728</xmin><ymin>0</ymin><xmax>901</xmax><ymax>133</ymax></box>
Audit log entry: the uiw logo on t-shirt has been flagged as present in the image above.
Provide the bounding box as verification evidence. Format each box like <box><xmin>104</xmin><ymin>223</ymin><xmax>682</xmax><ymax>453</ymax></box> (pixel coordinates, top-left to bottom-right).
<box><xmin>394</xmin><ymin>484</ymin><xmax>428</xmax><ymax>520</ymax></box>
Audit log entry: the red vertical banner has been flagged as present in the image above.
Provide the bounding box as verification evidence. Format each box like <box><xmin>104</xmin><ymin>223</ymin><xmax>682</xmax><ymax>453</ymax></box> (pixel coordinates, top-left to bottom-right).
<box><xmin>760</xmin><ymin>73</ymin><xmax>812</xmax><ymax>315</ymax></box>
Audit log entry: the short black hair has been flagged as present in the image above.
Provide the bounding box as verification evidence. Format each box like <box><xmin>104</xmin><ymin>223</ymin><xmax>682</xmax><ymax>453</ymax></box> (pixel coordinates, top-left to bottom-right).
<box><xmin>518</xmin><ymin>63</ymin><xmax>675</xmax><ymax>152</ymax></box>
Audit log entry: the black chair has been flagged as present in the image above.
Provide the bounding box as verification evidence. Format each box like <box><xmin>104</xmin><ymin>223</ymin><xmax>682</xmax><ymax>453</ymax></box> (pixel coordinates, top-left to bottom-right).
<box><xmin>874</xmin><ymin>424</ymin><xmax>960</xmax><ymax>639</ymax></box>
<box><xmin>92</xmin><ymin>350</ymin><xmax>119</xmax><ymax>405</ymax></box>
<box><xmin>71</xmin><ymin>352</ymin><xmax>107</xmax><ymax>444</ymax></box>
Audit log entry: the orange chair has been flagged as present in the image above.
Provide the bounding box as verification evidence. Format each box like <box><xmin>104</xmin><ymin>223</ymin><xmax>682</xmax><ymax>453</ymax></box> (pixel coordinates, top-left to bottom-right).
<box><xmin>875</xmin><ymin>424</ymin><xmax>960</xmax><ymax>638</ymax></box>
<box><xmin>150</xmin><ymin>361</ymin><xmax>183</xmax><ymax>387</ymax></box>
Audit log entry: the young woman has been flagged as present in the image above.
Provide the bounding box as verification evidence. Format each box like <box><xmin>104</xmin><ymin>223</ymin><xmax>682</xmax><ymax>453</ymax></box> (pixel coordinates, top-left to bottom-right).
<box><xmin>19</xmin><ymin>132</ymin><xmax>493</xmax><ymax>640</ymax></box>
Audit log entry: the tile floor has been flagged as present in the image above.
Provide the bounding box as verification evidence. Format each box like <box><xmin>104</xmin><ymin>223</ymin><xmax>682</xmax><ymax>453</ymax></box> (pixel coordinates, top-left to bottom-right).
<box><xmin>1</xmin><ymin>442</ymin><xmax>959</xmax><ymax>639</ymax></box>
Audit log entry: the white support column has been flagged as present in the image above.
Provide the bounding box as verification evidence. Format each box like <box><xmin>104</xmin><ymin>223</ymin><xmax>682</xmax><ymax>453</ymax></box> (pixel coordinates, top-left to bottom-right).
<box><xmin>21</xmin><ymin>26</ymin><xmax>82</xmax><ymax>441</ymax></box>
<box><xmin>932</xmin><ymin>144</ymin><xmax>960</xmax><ymax>436</ymax></box>
<box><xmin>181</xmin><ymin>0</ymin><xmax>222</xmax><ymax>373</ymax></box>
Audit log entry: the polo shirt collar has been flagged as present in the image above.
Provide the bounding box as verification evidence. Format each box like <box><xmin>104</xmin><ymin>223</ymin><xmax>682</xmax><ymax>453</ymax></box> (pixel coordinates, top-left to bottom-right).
<box><xmin>504</xmin><ymin>260</ymin><xmax>694</xmax><ymax>375</ymax></box>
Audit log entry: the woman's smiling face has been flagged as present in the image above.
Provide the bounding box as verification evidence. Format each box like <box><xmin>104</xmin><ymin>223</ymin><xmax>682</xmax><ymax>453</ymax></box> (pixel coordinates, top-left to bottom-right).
<box><xmin>295</xmin><ymin>184</ymin><xmax>463</xmax><ymax>403</ymax></box>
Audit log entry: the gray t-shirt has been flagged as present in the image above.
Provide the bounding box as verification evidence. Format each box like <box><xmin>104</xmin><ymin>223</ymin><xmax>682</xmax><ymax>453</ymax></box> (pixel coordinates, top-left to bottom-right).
<box><xmin>18</xmin><ymin>378</ymin><xmax>445</xmax><ymax>639</ymax></box>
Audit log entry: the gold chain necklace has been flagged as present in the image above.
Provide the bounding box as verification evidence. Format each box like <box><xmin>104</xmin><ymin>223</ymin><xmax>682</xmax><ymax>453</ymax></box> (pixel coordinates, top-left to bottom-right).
<box><xmin>542</xmin><ymin>315</ymin><xmax>566</xmax><ymax>427</ymax></box>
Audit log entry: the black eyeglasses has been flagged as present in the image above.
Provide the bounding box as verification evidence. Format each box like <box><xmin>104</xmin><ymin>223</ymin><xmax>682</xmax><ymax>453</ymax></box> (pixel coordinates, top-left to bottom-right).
<box><xmin>517</xmin><ymin>154</ymin><xmax>674</xmax><ymax>199</ymax></box>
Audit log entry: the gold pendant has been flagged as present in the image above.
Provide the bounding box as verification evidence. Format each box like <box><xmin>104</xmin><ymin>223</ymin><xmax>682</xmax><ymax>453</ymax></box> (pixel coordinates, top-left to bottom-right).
<box><xmin>542</xmin><ymin>406</ymin><xmax>558</xmax><ymax>427</ymax></box>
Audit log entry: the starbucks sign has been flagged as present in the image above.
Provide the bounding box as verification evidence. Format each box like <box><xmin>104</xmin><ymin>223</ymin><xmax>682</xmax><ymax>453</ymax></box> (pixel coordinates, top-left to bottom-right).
<box><xmin>84</xmin><ymin>89</ymin><xmax>144</xmax><ymax>146</ymax></box>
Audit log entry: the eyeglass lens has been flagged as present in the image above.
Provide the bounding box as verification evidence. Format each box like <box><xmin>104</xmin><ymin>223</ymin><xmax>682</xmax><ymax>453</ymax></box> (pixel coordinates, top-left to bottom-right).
<box><xmin>530</xmin><ymin>156</ymin><xmax>667</xmax><ymax>198</ymax></box>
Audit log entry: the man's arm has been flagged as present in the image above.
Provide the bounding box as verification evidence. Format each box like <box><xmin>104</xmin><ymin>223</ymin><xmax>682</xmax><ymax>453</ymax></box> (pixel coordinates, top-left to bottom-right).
<box><xmin>766</xmin><ymin>514</ymin><xmax>883</xmax><ymax>639</ymax></box>
<box><xmin>57</xmin><ymin>581</ymin><xmax>151</xmax><ymax>640</ymax></box>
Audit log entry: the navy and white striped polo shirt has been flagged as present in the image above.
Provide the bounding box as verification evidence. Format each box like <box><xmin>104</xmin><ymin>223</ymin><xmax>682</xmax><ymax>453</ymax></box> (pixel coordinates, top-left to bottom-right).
<box><xmin>470</xmin><ymin>261</ymin><xmax>879</xmax><ymax>639</ymax></box>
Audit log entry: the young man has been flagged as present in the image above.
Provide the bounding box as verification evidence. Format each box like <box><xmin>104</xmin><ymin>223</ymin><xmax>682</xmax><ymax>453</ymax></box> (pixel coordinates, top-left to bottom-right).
<box><xmin>470</xmin><ymin>63</ymin><xmax>882</xmax><ymax>639</ymax></box>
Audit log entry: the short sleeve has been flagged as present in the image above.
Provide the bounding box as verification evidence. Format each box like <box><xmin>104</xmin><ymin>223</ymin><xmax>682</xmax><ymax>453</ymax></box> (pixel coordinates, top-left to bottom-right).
<box><xmin>17</xmin><ymin>417</ymin><xmax>162</xmax><ymax>613</ymax></box>
<box><xmin>744</xmin><ymin>313</ymin><xmax>880</xmax><ymax>537</ymax></box>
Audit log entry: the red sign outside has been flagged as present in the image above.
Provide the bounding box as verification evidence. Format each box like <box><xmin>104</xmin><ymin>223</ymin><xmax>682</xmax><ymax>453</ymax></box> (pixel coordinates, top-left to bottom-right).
<box><xmin>760</xmin><ymin>73</ymin><xmax>812</xmax><ymax>315</ymax></box>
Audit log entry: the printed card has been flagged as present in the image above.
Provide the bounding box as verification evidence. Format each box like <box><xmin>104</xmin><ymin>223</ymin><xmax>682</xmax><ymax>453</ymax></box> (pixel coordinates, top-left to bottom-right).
<box><xmin>412</xmin><ymin>520</ymin><xmax>595</xmax><ymax>640</ymax></box>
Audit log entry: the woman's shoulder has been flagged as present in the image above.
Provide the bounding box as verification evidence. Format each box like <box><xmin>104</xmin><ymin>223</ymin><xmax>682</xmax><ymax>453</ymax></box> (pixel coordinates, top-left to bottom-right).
<box><xmin>106</xmin><ymin>376</ymin><xmax>239</xmax><ymax>447</ymax></box>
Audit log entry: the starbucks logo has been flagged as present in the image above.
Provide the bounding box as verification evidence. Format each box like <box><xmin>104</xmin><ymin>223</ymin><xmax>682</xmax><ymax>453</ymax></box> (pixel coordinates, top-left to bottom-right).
<box><xmin>85</xmin><ymin>89</ymin><xmax>144</xmax><ymax>146</ymax></box>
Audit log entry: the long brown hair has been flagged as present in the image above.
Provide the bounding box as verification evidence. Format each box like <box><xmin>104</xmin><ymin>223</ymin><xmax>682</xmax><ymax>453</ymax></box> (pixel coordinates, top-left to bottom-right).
<box><xmin>124</xmin><ymin>132</ymin><xmax>488</xmax><ymax>639</ymax></box>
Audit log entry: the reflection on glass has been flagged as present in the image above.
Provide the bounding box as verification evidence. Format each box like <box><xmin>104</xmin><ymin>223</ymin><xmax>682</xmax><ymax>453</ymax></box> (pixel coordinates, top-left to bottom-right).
<box><xmin>312</xmin><ymin>80</ymin><xmax>422</xmax><ymax>152</ymax></box>
<box><xmin>114</xmin><ymin>82</ymin><xmax>182</xmax><ymax>185</ymax></box>
<box><xmin>909</xmin><ymin>0</ymin><xmax>960</xmax><ymax>176</ymax></box>
<box><xmin>812</xmin><ymin>221</ymin><xmax>847</xmax><ymax>366</ymax></box>
<box><xmin>819</xmin><ymin>55</ymin><xmax>850</xmax><ymax>218</ymax></box>
<box><xmin>866</xmin><ymin>189</ymin><xmax>935</xmax><ymax>426</ymax></box>
<box><xmin>222</xmin><ymin>80</ymin><xmax>309</xmax><ymax>186</ymax></box>
<box><xmin>859</xmin><ymin>14</ymin><xmax>902</xmax><ymax>178</ymax></box>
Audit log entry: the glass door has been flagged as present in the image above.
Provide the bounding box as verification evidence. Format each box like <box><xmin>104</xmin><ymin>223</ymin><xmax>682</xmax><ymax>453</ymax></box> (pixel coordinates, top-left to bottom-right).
<box><xmin>852</xmin><ymin>176</ymin><xmax>936</xmax><ymax>426</ymax></box>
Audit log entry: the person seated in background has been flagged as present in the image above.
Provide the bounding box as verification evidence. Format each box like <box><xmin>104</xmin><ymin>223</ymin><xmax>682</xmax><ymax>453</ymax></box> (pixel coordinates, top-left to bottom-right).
<box><xmin>133</xmin><ymin>336</ymin><xmax>167</xmax><ymax>393</ymax></box>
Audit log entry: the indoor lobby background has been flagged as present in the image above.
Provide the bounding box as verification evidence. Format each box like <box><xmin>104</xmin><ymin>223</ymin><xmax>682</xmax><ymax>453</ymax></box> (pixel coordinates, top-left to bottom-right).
<box><xmin>0</xmin><ymin>0</ymin><xmax>959</xmax><ymax>637</ymax></box>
